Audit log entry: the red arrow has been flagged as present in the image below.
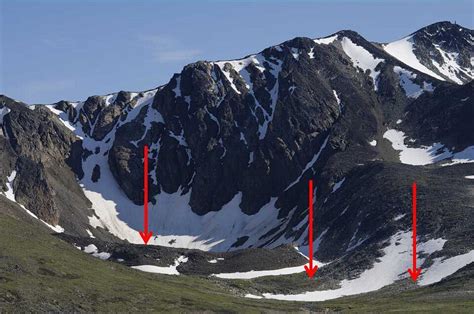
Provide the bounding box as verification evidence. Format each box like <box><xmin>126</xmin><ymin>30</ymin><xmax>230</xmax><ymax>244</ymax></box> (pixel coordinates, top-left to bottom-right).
<box><xmin>304</xmin><ymin>179</ymin><xmax>318</xmax><ymax>278</ymax></box>
<box><xmin>407</xmin><ymin>181</ymin><xmax>421</xmax><ymax>281</ymax></box>
<box><xmin>139</xmin><ymin>145</ymin><xmax>153</xmax><ymax>244</ymax></box>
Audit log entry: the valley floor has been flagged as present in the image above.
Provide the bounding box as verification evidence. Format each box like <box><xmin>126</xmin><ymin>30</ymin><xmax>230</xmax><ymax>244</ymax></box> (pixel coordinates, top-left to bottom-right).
<box><xmin>1</xmin><ymin>207</ymin><xmax>473</xmax><ymax>313</ymax></box>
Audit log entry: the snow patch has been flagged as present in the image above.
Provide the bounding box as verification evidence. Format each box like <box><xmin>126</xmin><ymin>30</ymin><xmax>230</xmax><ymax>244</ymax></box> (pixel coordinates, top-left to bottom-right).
<box><xmin>341</xmin><ymin>37</ymin><xmax>384</xmax><ymax>90</ymax></box>
<box><xmin>393</xmin><ymin>66</ymin><xmax>434</xmax><ymax>98</ymax></box>
<box><xmin>441</xmin><ymin>146</ymin><xmax>474</xmax><ymax>166</ymax></box>
<box><xmin>331</xmin><ymin>178</ymin><xmax>346</xmax><ymax>193</ymax></box>
<box><xmin>383</xmin><ymin>129</ymin><xmax>453</xmax><ymax>165</ymax></box>
<box><xmin>212</xmin><ymin>263</ymin><xmax>319</xmax><ymax>279</ymax></box>
<box><xmin>82</xmin><ymin>244</ymin><xmax>110</xmax><ymax>260</ymax></box>
<box><xmin>393</xmin><ymin>214</ymin><xmax>406</xmax><ymax>221</ymax></box>
<box><xmin>339</xmin><ymin>206</ymin><xmax>349</xmax><ymax>216</ymax></box>
<box><xmin>333</xmin><ymin>90</ymin><xmax>343</xmax><ymax>110</ymax></box>
<box><xmin>314</xmin><ymin>35</ymin><xmax>338</xmax><ymax>45</ymax></box>
<box><xmin>86</xmin><ymin>229</ymin><xmax>95</xmax><ymax>238</ymax></box>
<box><xmin>419</xmin><ymin>250</ymin><xmax>474</xmax><ymax>286</ymax></box>
<box><xmin>0</xmin><ymin>106</ymin><xmax>11</xmax><ymax>124</ymax></box>
<box><xmin>132</xmin><ymin>256</ymin><xmax>188</xmax><ymax>276</ymax></box>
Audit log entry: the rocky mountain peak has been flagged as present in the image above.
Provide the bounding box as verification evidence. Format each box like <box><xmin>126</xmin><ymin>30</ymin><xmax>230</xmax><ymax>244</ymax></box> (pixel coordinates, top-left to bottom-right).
<box><xmin>383</xmin><ymin>21</ymin><xmax>473</xmax><ymax>84</ymax></box>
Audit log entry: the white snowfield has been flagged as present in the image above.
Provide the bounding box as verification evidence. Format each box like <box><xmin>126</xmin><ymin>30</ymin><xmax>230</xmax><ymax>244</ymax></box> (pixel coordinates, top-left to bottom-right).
<box><xmin>132</xmin><ymin>256</ymin><xmax>188</xmax><ymax>276</ymax></box>
<box><xmin>383</xmin><ymin>129</ymin><xmax>474</xmax><ymax>166</ymax></box>
<box><xmin>245</xmin><ymin>231</ymin><xmax>460</xmax><ymax>302</ymax></box>
<box><xmin>212</xmin><ymin>262</ymin><xmax>324</xmax><ymax>280</ymax></box>
<box><xmin>383</xmin><ymin>36</ymin><xmax>445</xmax><ymax>81</ymax></box>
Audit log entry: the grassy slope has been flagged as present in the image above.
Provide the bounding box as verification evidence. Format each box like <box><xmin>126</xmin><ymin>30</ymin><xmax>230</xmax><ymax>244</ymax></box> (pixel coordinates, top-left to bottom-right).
<box><xmin>0</xmin><ymin>207</ymin><xmax>473</xmax><ymax>312</ymax></box>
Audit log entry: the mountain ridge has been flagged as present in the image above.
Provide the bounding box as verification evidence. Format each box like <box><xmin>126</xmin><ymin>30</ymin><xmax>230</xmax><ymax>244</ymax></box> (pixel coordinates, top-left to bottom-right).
<box><xmin>0</xmin><ymin>20</ymin><xmax>473</xmax><ymax>303</ymax></box>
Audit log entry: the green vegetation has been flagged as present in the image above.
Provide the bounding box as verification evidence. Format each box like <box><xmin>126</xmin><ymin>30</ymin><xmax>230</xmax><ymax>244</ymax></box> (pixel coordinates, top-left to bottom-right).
<box><xmin>0</xmin><ymin>212</ymin><xmax>473</xmax><ymax>312</ymax></box>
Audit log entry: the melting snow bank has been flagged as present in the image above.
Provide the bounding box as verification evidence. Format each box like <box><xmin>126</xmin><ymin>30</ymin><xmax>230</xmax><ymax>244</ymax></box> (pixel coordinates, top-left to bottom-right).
<box><xmin>246</xmin><ymin>231</ymin><xmax>445</xmax><ymax>302</ymax></box>
<box><xmin>81</xmin><ymin>244</ymin><xmax>111</xmax><ymax>260</ymax></box>
<box><xmin>1</xmin><ymin>170</ymin><xmax>64</xmax><ymax>233</ymax></box>
<box><xmin>212</xmin><ymin>262</ymin><xmax>322</xmax><ymax>280</ymax></box>
<box><xmin>419</xmin><ymin>250</ymin><xmax>474</xmax><ymax>286</ymax></box>
<box><xmin>212</xmin><ymin>246</ymin><xmax>327</xmax><ymax>279</ymax></box>
<box><xmin>131</xmin><ymin>256</ymin><xmax>188</xmax><ymax>276</ymax></box>
<box><xmin>383</xmin><ymin>129</ymin><xmax>474</xmax><ymax>166</ymax></box>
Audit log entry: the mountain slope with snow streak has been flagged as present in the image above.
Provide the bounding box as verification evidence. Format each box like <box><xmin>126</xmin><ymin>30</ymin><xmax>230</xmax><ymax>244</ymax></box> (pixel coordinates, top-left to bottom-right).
<box><xmin>383</xmin><ymin>21</ymin><xmax>473</xmax><ymax>84</ymax></box>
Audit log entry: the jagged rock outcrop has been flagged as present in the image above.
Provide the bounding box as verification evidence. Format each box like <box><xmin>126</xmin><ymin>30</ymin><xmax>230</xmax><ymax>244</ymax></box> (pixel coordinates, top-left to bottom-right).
<box><xmin>0</xmin><ymin>96</ymin><xmax>94</xmax><ymax>235</ymax></box>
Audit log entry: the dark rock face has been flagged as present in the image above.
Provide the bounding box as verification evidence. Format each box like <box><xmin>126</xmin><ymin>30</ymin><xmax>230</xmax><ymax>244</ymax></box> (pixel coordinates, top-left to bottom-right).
<box><xmin>92</xmin><ymin>91</ymin><xmax>131</xmax><ymax>140</ymax></box>
<box><xmin>0</xmin><ymin>95</ymin><xmax>95</xmax><ymax>236</ymax></box>
<box><xmin>403</xmin><ymin>81</ymin><xmax>474</xmax><ymax>151</ymax></box>
<box><xmin>106</xmin><ymin>32</ymin><xmax>403</xmax><ymax>216</ymax></box>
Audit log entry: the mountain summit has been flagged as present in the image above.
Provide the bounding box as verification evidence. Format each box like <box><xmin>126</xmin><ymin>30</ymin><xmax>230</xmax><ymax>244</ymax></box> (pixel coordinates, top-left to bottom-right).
<box><xmin>383</xmin><ymin>21</ymin><xmax>473</xmax><ymax>84</ymax></box>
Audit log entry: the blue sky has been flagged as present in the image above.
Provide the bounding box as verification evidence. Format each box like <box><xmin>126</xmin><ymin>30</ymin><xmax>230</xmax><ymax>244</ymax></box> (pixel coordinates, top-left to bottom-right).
<box><xmin>1</xmin><ymin>0</ymin><xmax>472</xmax><ymax>104</ymax></box>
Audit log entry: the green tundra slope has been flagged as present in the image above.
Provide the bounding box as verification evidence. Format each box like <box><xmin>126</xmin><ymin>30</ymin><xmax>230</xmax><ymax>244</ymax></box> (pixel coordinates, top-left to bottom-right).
<box><xmin>0</xmin><ymin>198</ymin><xmax>473</xmax><ymax>312</ymax></box>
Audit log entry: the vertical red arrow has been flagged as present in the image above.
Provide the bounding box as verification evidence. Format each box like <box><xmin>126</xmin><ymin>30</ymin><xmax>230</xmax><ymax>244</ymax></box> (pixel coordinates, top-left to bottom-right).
<box><xmin>407</xmin><ymin>181</ymin><xmax>421</xmax><ymax>281</ymax></box>
<box><xmin>304</xmin><ymin>179</ymin><xmax>318</xmax><ymax>278</ymax></box>
<box><xmin>139</xmin><ymin>145</ymin><xmax>153</xmax><ymax>244</ymax></box>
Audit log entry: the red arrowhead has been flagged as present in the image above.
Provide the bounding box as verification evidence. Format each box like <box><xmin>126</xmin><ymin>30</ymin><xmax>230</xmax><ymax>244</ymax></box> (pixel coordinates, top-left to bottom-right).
<box><xmin>139</xmin><ymin>231</ymin><xmax>153</xmax><ymax>245</ymax></box>
<box><xmin>304</xmin><ymin>264</ymin><xmax>318</xmax><ymax>278</ymax></box>
<box><xmin>407</xmin><ymin>267</ymin><xmax>421</xmax><ymax>282</ymax></box>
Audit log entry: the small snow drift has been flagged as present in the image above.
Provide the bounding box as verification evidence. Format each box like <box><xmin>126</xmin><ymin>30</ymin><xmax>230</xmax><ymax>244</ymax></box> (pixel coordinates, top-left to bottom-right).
<box><xmin>132</xmin><ymin>256</ymin><xmax>188</xmax><ymax>276</ymax></box>
<box><xmin>81</xmin><ymin>244</ymin><xmax>111</xmax><ymax>260</ymax></box>
<box><xmin>212</xmin><ymin>262</ymin><xmax>323</xmax><ymax>280</ymax></box>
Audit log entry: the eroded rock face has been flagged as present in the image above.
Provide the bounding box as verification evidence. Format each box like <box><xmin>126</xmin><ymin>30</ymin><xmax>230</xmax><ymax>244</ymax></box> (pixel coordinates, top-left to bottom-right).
<box><xmin>0</xmin><ymin>96</ymin><xmax>93</xmax><ymax>234</ymax></box>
